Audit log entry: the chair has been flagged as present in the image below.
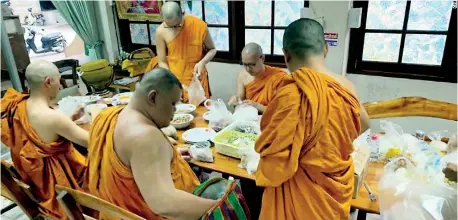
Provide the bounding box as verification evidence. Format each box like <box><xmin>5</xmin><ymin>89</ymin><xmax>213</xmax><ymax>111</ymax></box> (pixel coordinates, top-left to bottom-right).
<box><xmin>363</xmin><ymin>97</ymin><xmax>457</xmax><ymax>121</ymax></box>
<box><xmin>55</xmin><ymin>185</ymin><xmax>145</xmax><ymax>220</ymax></box>
<box><xmin>0</xmin><ymin>160</ymin><xmax>44</xmax><ymax>219</ymax></box>
<box><xmin>53</xmin><ymin>59</ymin><xmax>93</xmax><ymax>94</ymax></box>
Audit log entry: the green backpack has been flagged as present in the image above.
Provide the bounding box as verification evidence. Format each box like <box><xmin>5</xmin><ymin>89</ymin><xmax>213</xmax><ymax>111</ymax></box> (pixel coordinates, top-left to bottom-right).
<box><xmin>194</xmin><ymin>177</ymin><xmax>251</xmax><ymax>220</ymax></box>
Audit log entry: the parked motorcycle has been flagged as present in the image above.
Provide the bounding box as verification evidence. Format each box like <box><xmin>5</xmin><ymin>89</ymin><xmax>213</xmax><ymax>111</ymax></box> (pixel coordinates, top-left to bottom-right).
<box><xmin>25</xmin><ymin>27</ymin><xmax>66</xmax><ymax>54</ymax></box>
<box><xmin>23</xmin><ymin>8</ymin><xmax>45</xmax><ymax>26</ymax></box>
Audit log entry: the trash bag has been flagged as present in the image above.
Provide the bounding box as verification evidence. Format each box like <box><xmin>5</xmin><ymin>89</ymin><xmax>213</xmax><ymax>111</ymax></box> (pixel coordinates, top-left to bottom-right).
<box><xmin>379</xmin><ymin>157</ymin><xmax>457</xmax><ymax>220</ymax></box>
<box><xmin>186</xmin><ymin>75</ymin><xmax>207</xmax><ymax>106</ymax></box>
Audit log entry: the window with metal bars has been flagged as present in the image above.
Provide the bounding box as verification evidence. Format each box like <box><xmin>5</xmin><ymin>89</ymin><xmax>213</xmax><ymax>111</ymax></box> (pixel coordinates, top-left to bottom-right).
<box><xmin>347</xmin><ymin>0</ymin><xmax>457</xmax><ymax>82</ymax></box>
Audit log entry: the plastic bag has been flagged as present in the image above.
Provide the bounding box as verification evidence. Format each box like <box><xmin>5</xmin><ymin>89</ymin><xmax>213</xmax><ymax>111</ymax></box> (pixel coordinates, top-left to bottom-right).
<box><xmin>57</xmin><ymin>97</ymin><xmax>89</xmax><ymax>125</ymax></box>
<box><xmin>238</xmin><ymin>148</ymin><xmax>260</xmax><ymax>175</ymax></box>
<box><xmin>428</xmin><ymin>130</ymin><xmax>449</xmax><ymax>153</ymax></box>
<box><xmin>233</xmin><ymin>104</ymin><xmax>258</xmax><ymax>122</ymax></box>
<box><xmin>447</xmin><ymin>134</ymin><xmax>457</xmax><ymax>154</ymax></box>
<box><xmin>378</xmin><ymin>120</ymin><xmax>405</xmax><ymax>160</ymax></box>
<box><xmin>161</xmin><ymin>125</ymin><xmax>178</xmax><ymax>140</ymax></box>
<box><xmin>204</xmin><ymin>99</ymin><xmax>233</xmax><ymax>132</ymax></box>
<box><xmin>186</xmin><ymin>76</ymin><xmax>206</xmax><ymax>106</ymax></box>
<box><xmin>189</xmin><ymin>142</ymin><xmax>214</xmax><ymax>162</ymax></box>
<box><xmin>379</xmin><ymin>157</ymin><xmax>457</xmax><ymax>220</ymax></box>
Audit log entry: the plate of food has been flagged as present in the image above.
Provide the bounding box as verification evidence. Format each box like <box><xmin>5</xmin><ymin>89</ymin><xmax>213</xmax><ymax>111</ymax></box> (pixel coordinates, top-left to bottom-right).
<box><xmin>170</xmin><ymin>113</ymin><xmax>194</xmax><ymax>129</ymax></box>
<box><xmin>182</xmin><ymin>128</ymin><xmax>217</xmax><ymax>143</ymax></box>
<box><xmin>112</xmin><ymin>92</ymin><xmax>134</xmax><ymax>106</ymax></box>
<box><xmin>85</xmin><ymin>104</ymin><xmax>108</xmax><ymax>117</ymax></box>
<box><xmin>175</xmin><ymin>104</ymin><xmax>196</xmax><ymax>114</ymax></box>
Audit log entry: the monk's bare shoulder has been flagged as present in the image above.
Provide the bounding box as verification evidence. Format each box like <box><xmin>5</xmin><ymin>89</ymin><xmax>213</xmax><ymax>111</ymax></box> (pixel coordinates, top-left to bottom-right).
<box><xmin>326</xmin><ymin>72</ymin><xmax>358</xmax><ymax>98</ymax></box>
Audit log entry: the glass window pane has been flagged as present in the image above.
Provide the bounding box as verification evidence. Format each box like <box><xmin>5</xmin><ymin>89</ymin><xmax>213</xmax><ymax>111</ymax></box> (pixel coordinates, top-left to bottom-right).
<box><xmin>130</xmin><ymin>23</ymin><xmax>149</xmax><ymax>45</ymax></box>
<box><xmin>245</xmin><ymin>29</ymin><xmax>271</xmax><ymax>54</ymax></box>
<box><xmin>184</xmin><ymin>1</ymin><xmax>202</xmax><ymax>19</ymax></box>
<box><xmin>362</xmin><ymin>33</ymin><xmax>402</xmax><ymax>62</ymax></box>
<box><xmin>407</xmin><ymin>0</ymin><xmax>453</xmax><ymax>31</ymax></box>
<box><xmin>208</xmin><ymin>27</ymin><xmax>229</xmax><ymax>51</ymax></box>
<box><xmin>402</xmin><ymin>34</ymin><xmax>446</xmax><ymax>65</ymax></box>
<box><xmin>273</xmin><ymin>29</ymin><xmax>285</xmax><ymax>55</ymax></box>
<box><xmin>366</xmin><ymin>0</ymin><xmax>407</xmax><ymax>30</ymax></box>
<box><xmin>149</xmin><ymin>24</ymin><xmax>160</xmax><ymax>45</ymax></box>
<box><xmin>204</xmin><ymin>1</ymin><xmax>228</xmax><ymax>25</ymax></box>
<box><xmin>245</xmin><ymin>1</ymin><xmax>271</xmax><ymax>26</ymax></box>
<box><xmin>274</xmin><ymin>1</ymin><xmax>302</xmax><ymax>26</ymax></box>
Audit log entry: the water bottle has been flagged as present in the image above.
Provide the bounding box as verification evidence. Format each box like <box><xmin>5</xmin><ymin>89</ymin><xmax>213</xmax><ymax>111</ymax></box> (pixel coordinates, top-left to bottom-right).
<box><xmin>368</xmin><ymin>133</ymin><xmax>380</xmax><ymax>161</ymax></box>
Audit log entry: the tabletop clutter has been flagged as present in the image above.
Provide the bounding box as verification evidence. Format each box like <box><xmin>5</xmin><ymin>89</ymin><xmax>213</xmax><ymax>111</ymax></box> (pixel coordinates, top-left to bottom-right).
<box><xmin>353</xmin><ymin>120</ymin><xmax>457</xmax><ymax>220</ymax></box>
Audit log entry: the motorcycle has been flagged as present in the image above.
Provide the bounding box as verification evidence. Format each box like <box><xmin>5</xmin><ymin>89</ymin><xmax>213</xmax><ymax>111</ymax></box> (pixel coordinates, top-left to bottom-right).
<box><xmin>25</xmin><ymin>27</ymin><xmax>67</xmax><ymax>54</ymax></box>
<box><xmin>23</xmin><ymin>8</ymin><xmax>45</xmax><ymax>26</ymax></box>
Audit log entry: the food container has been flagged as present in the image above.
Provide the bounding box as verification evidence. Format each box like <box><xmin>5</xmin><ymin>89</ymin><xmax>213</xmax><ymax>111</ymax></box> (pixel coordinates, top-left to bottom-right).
<box><xmin>171</xmin><ymin>113</ymin><xmax>194</xmax><ymax>129</ymax></box>
<box><xmin>175</xmin><ymin>104</ymin><xmax>196</xmax><ymax>114</ymax></box>
<box><xmin>212</xmin><ymin>121</ymin><xmax>260</xmax><ymax>158</ymax></box>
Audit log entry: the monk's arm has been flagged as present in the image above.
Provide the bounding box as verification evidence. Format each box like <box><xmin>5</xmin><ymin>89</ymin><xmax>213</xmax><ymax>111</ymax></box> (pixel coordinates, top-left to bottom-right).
<box><xmin>51</xmin><ymin>112</ymin><xmax>88</xmax><ymax>147</ymax></box>
<box><xmin>131</xmin><ymin>129</ymin><xmax>216</xmax><ymax>219</ymax></box>
<box><xmin>155</xmin><ymin>28</ymin><xmax>169</xmax><ymax>69</ymax></box>
<box><xmin>200</xmin><ymin>29</ymin><xmax>217</xmax><ymax>65</ymax></box>
<box><xmin>359</xmin><ymin>103</ymin><xmax>370</xmax><ymax>133</ymax></box>
<box><xmin>229</xmin><ymin>71</ymin><xmax>246</xmax><ymax>105</ymax></box>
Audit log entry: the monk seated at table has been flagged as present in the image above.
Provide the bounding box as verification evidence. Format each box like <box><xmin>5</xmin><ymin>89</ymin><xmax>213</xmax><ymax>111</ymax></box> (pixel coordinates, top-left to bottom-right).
<box><xmin>255</xmin><ymin>18</ymin><xmax>370</xmax><ymax>219</ymax></box>
<box><xmin>86</xmin><ymin>67</ymin><xmax>216</xmax><ymax>219</ymax></box>
<box><xmin>228</xmin><ymin>43</ymin><xmax>287</xmax><ymax>113</ymax></box>
<box><xmin>1</xmin><ymin>61</ymin><xmax>88</xmax><ymax>219</ymax></box>
<box><xmin>145</xmin><ymin>1</ymin><xmax>216</xmax><ymax>102</ymax></box>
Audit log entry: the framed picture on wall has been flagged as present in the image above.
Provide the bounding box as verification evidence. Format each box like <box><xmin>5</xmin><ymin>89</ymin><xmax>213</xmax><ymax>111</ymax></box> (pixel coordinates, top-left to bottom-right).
<box><xmin>116</xmin><ymin>0</ymin><xmax>164</xmax><ymax>21</ymax></box>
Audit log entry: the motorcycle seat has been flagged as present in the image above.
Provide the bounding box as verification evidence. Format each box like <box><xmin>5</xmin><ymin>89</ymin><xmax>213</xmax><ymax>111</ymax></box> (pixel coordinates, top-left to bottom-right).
<box><xmin>41</xmin><ymin>33</ymin><xmax>61</xmax><ymax>41</ymax></box>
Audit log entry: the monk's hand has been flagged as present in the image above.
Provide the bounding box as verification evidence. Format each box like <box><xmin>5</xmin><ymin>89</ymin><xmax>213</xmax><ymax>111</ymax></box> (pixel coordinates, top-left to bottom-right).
<box><xmin>71</xmin><ymin>104</ymin><xmax>86</xmax><ymax>121</ymax></box>
<box><xmin>228</xmin><ymin>96</ymin><xmax>242</xmax><ymax>106</ymax></box>
<box><xmin>193</xmin><ymin>61</ymin><xmax>205</xmax><ymax>80</ymax></box>
<box><xmin>177</xmin><ymin>147</ymin><xmax>192</xmax><ymax>162</ymax></box>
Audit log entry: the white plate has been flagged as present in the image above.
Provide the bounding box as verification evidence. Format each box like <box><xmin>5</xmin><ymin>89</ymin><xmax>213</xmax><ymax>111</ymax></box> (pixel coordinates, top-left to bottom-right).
<box><xmin>175</xmin><ymin>104</ymin><xmax>196</xmax><ymax>114</ymax></box>
<box><xmin>182</xmin><ymin>128</ymin><xmax>217</xmax><ymax>143</ymax></box>
<box><xmin>203</xmin><ymin>111</ymin><xmax>212</xmax><ymax>121</ymax></box>
<box><xmin>112</xmin><ymin>92</ymin><xmax>134</xmax><ymax>106</ymax></box>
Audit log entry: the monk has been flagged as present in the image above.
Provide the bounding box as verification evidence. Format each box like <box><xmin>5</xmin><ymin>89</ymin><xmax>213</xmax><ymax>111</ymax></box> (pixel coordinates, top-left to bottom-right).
<box><xmin>86</xmin><ymin>68</ymin><xmax>216</xmax><ymax>219</ymax></box>
<box><xmin>1</xmin><ymin>61</ymin><xmax>88</xmax><ymax>219</ymax></box>
<box><xmin>145</xmin><ymin>1</ymin><xmax>216</xmax><ymax>102</ymax></box>
<box><xmin>228</xmin><ymin>43</ymin><xmax>287</xmax><ymax>113</ymax></box>
<box><xmin>254</xmin><ymin>18</ymin><xmax>370</xmax><ymax>219</ymax></box>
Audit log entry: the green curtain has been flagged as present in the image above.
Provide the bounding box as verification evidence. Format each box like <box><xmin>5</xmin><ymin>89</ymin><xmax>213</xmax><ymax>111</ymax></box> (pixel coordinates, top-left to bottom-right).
<box><xmin>52</xmin><ymin>0</ymin><xmax>103</xmax><ymax>60</ymax></box>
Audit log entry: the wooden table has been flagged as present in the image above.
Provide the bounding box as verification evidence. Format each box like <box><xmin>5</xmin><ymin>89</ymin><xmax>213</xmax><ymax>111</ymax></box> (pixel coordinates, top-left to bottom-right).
<box><xmin>82</xmin><ymin>106</ymin><xmax>383</xmax><ymax>218</ymax></box>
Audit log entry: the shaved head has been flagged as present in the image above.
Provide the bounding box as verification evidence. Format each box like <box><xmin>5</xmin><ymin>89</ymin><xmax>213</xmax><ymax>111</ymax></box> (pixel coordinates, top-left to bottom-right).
<box><xmin>135</xmin><ymin>67</ymin><xmax>182</xmax><ymax>97</ymax></box>
<box><xmin>161</xmin><ymin>1</ymin><xmax>182</xmax><ymax>21</ymax></box>
<box><xmin>25</xmin><ymin>60</ymin><xmax>59</xmax><ymax>89</ymax></box>
<box><xmin>283</xmin><ymin>18</ymin><xmax>325</xmax><ymax>60</ymax></box>
<box><xmin>242</xmin><ymin>42</ymin><xmax>263</xmax><ymax>57</ymax></box>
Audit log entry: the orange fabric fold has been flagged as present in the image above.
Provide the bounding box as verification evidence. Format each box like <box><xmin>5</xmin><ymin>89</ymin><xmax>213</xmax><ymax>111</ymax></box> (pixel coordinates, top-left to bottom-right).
<box><xmin>244</xmin><ymin>65</ymin><xmax>287</xmax><ymax>106</ymax></box>
<box><xmin>255</xmin><ymin>68</ymin><xmax>361</xmax><ymax>219</ymax></box>
<box><xmin>145</xmin><ymin>15</ymin><xmax>211</xmax><ymax>102</ymax></box>
<box><xmin>86</xmin><ymin>106</ymin><xmax>200</xmax><ymax>219</ymax></box>
<box><xmin>1</xmin><ymin>89</ymin><xmax>86</xmax><ymax>219</ymax></box>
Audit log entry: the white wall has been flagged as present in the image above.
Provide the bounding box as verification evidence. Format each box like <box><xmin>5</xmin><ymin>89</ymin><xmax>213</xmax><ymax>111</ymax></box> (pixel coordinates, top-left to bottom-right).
<box><xmin>94</xmin><ymin>1</ymin><xmax>119</xmax><ymax>63</ymax></box>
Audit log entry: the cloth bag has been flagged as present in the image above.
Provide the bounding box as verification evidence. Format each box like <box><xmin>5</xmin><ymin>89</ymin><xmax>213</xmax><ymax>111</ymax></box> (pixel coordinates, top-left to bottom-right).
<box><xmin>194</xmin><ymin>177</ymin><xmax>251</xmax><ymax>220</ymax></box>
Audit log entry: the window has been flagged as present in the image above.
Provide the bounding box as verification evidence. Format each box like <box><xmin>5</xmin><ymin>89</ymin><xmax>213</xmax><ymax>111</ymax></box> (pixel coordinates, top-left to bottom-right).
<box><xmin>348</xmin><ymin>0</ymin><xmax>457</xmax><ymax>82</ymax></box>
<box><xmin>243</xmin><ymin>0</ymin><xmax>309</xmax><ymax>63</ymax></box>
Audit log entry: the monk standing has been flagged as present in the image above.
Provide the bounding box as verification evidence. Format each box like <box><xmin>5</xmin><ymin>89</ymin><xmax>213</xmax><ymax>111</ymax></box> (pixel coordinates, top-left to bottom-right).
<box><xmin>86</xmin><ymin>68</ymin><xmax>216</xmax><ymax>219</ymax></box>
<box><xmin>145</xmin><ymin>1</ymin><xmax>216</xmax><ymax>102</ymax></box>
<box><xmin>228</xmin><ymin>43</ymin><xmax>287</xmax><ymax>113</ymax></box>
<box><xmin>255</xmin><ymin>18</ymin><xmax>370</xmax><ymax>219</ymax></box>
<box><xmin>1</xmin><ymin>61</ymin><xmax>88</xmax><ymax>219</ymax></box>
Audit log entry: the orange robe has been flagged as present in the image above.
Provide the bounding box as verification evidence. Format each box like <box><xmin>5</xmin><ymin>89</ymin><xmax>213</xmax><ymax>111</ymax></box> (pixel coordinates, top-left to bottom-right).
<box><xmin>86</xmin><ymin>106</ymin><xmax>200</xmax><ymax>219</ymax></box>
<box><xmin>145</xmin><ymin>15</ymin><xmax>211</xmax><ymax>102</ymax></box>
<box><xmin>255</xmin><ymin>68</ymin><xmax>361</xmax><ymax>219</ymax></box>
<box><xmin>1</xmin><ymin>89</ymin><xmax>86</xmax><ymax>219</ymax></box>
<box><xmin>244</xmin><ymin>65</ymin><xmax>287</xmax><ymax>106</ymax></box>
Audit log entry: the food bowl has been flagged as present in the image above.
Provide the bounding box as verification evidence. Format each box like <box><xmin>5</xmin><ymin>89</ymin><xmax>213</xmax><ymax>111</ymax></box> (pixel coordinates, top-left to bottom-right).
<box><xmin>112</xmin><ymin>92</ymin><xmax>133</xmax><ymax>106</ymax></box>
<box><xmin>175</xmin><ymin>104</ymin><xmax>196</xmax><ymax>114</ymax></box>
<box><xmin>170</xmin><ymin>113</ymin><xmax>194</xmax><ymax>129</ymax></box>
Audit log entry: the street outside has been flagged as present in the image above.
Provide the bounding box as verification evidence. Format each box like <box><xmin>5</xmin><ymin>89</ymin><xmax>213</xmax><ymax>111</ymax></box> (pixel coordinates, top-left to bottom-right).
<box><xmin>24</xmin><ymin>23</ymin><xmax>77</xmax><ymax>62</ymax></box>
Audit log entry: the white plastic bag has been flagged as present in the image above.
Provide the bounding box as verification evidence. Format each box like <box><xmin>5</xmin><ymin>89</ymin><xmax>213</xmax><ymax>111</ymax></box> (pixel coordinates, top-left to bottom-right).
<box><xmin>428</xmin><ymin>130</ymin><xmax>449</xmax><ymax>153</ymax></box>
<box><xmin>446</xmin><ymin>134</ymin><xmax>457</xmax><ymax>154</ymax></box>
<box><xmin>204</xmin><ymin>99</ymin><xmax>233</xmax><ymax>132</ymax></box>
<box><xmin>189</xmin><ymin>143</ymin><xmax>214</xmax><ymax>162</ymax></box>
<box><xmin>233</xmin><ymin>104</ymin><xmax>258</xmax><ymax>122</ymax></box>
<box><xmin>238</xmin><ymin>148</ymin><xmax>260</xmax><ymax>175</ymax></box>
<box><xmin>379</xmin><ymin>157</ymin><xmax>457</xmax><ymax>220</ymax></box>
<box><xmin>186</xmin><ymin>76</ymin><xmax>206</xmax><ymax>106</ymax></box>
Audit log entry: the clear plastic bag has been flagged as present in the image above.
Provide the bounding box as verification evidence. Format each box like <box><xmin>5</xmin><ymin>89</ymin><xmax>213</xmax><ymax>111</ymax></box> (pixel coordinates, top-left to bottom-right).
<box><xmin>238</xmin><ymin>147</ymin><xmax>260</xmax><ymax>175</ymax></box>
<box><xmin>446</xmin><ymin>134</ymin><xmax>457</xmax><ymax>154</ymax></box>
<box><xmin>379</xmin><ymin>157</ymin><xmax>457</xmax><ymax>220</ymax></box>
<box><xmin>233</xmin><ymin>104</ymin><xmax>258</xmax><ymax>122</ymax></box>
<box><xmin>186</xmin><ymin>76</ymin><xmax>206</xmax><ymax>106</ymax></box>
<box><xmin>189</xmin><ymin>143</ymin><xmax>214</xmax><ymax>162</ymax></box>
<box><xmin>204</xmin><ymin>99</ymin><xmax>233</xmax><ymax>132</ymax></box>
<box><xmin>428</xmin><ymin>130</ymin><xmax>449</xmax><ymax>153</ymax></box>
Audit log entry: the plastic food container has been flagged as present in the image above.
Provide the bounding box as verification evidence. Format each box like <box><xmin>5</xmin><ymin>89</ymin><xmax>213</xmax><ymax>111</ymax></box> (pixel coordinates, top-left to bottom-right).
<box><xmin>212</xmin><ymin>121</ymin><xmax>260</xmax><ymax>158</ymax></box>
